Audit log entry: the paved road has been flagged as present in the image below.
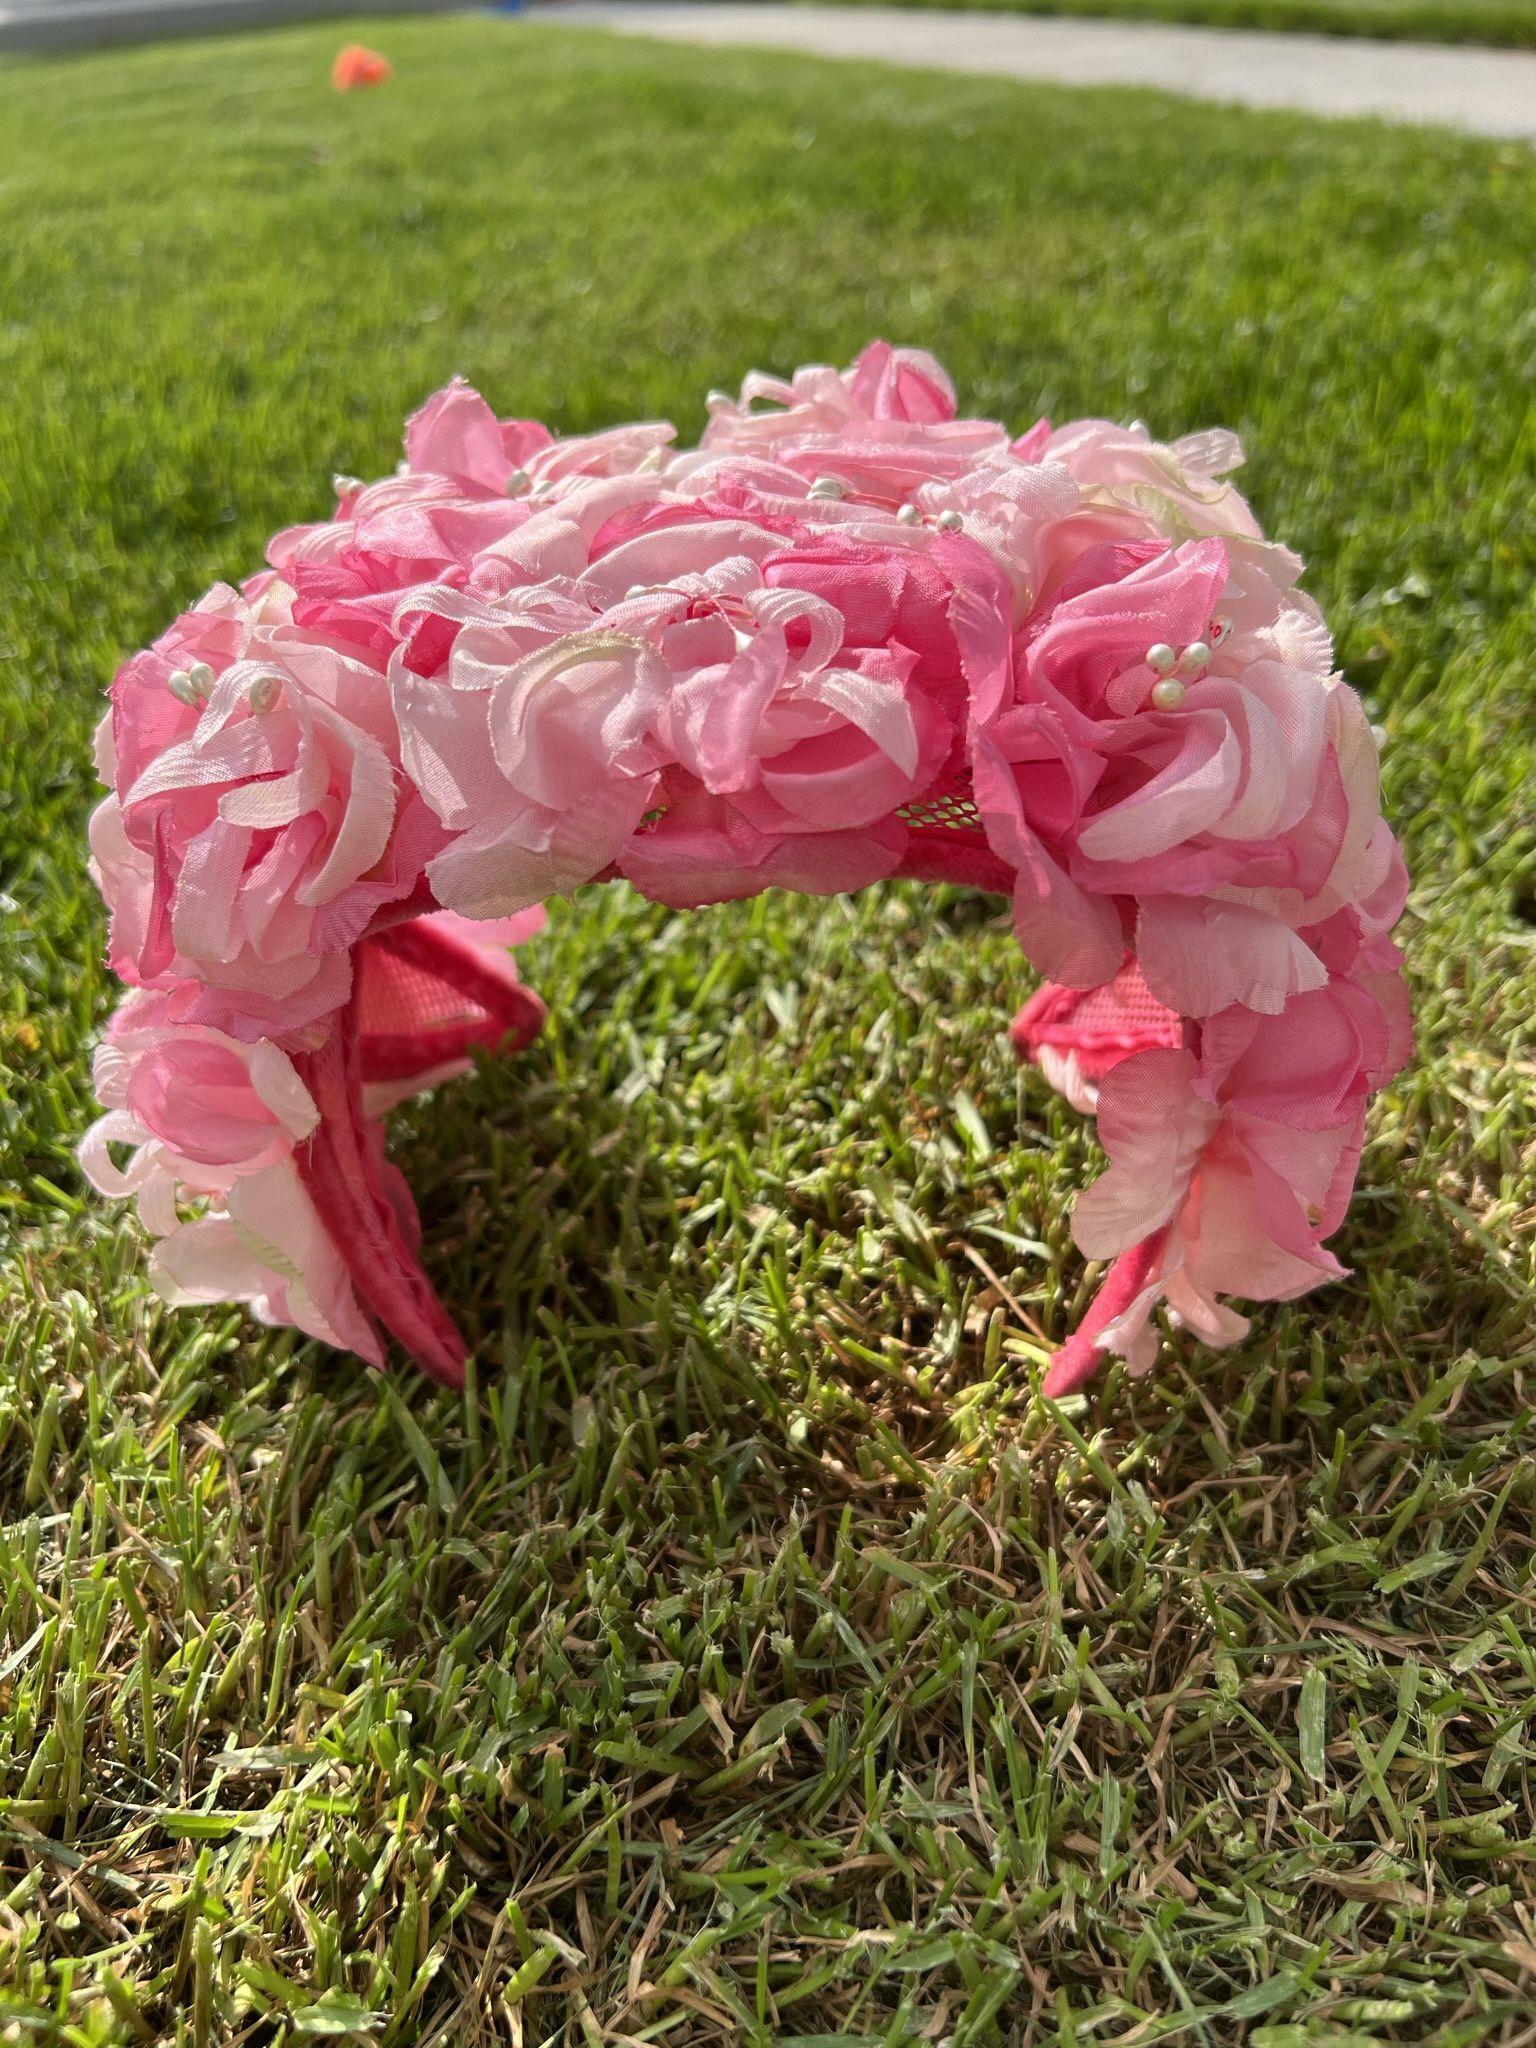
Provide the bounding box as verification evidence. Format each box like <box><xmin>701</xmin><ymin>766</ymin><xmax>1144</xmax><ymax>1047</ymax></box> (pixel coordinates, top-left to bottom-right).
<box><xmin>556</xmin><ymin>3</ymin><xmax>1536</xmax><ymax>139</ymax></box>
<box><xmin>0</xmin><ymin>0</ymin><xmax>456</xmax><ymax>52</ymax></box>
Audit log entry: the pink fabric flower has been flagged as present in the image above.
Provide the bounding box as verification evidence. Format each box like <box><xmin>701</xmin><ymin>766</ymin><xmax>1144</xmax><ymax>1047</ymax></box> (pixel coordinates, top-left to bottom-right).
<box><xmin>1049</xmin><ymin>954</ymin><xmax>1405</xmax><ymax>1388</ymax></box>
<box><xmin>702</xmin><ymin>340</ymin><xmax>1008</xmax><ymax>498</ymax></box>
<box><xmin>396</xmin><ymin>521</ymin><xmax>977</xmax><ymax>916</ymax></box>
<box><xmin>79</xmin><ymin>992</ymin><xmax>380</xmax><ymax>1361</ymax></box>
<box><xmin>1024</xmin><ymin>416</ymin><xmax>1263</xmax><ymax>606</ymax></box>
<box><xmin>94</xmin><ymin>582</ymin><xmax>428</xmax><ymax>1037</ymax></box>
<box><xmin>967</xmin><ymin>532</ymin><xmax>1381</xmax><ymax>1018</ymax></box>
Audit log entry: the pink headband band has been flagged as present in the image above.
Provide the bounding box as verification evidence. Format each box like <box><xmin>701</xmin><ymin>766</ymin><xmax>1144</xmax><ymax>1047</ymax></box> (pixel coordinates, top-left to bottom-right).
<box><xmin>82</xmin><ymin>343</ymin><xmax>1410</xmax><ymax>1397</ymax></box>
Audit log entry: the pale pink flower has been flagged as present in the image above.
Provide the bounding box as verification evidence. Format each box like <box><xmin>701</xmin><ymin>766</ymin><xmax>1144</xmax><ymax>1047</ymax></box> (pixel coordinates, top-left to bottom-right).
<box><xmin>394</xmin><ymin>522</ymin><xmax>975</xmax><ymax>916</ymax></box>
<box><xmin>396</xmin><ymin>628</ymin><xmax>674</xmax><ymax>916</ymax></box>
<box><xmin>1029</xmin><ymin>416</ymin><xmax>1262</xmax><ymax>545</ymax></box>
<box><xmin>1051</xmin><ymin>958</ymin><xmax>1405</xmax><ymax>1386</ymax></box>
<box><xmin>702</xmin><ymin>340</ymin><xmax>1008</xmax><ymax>498</ymax></box>
<box><xmin>78</xmin><ymin>992</ymin><xmax>380</xmax><ymax>1361</ymax></box>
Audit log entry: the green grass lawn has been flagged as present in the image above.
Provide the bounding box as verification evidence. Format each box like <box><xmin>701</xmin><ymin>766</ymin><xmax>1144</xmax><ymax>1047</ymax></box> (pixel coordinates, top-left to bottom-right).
<box><xmin>2</xmin><ymin>16</ymin><xmax>1536</xmax><ymax>2044</ymax></box>
<box><xmin>813</xmin><ymin>0</ymin><xmax>1536</xmax><ymax>51</ymax></box>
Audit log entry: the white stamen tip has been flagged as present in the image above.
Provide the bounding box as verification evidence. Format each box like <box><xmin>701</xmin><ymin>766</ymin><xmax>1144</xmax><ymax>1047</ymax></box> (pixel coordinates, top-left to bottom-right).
<box><xmin>186</xmin><ymin>661</ymin><xmax>215</xmax><ymax>700</ymax></box>
<box><xmin>808</xmin><ymin>476</ymin><xmax>846</xmax><ymax>501</ymax></box>
<box><xmin>1177</xmin><ymin>639</ymin><xmax>1213</xmax><ymax>677</ymax></box>
<box><xmin>896</xmin><ymin>503</ymin><xmax>921</xmax><ymax>527</ymax></box>
<box><xmin>332</xmin><ymin>473</ymin><xmax>363</xmax><ymax>499</ymax></box>
<box><xmin>935</xmin><ymin>509</ymin><xmax>964</xmax><ymax>532</ymax></box>
<box><xmin>1145</xmin><ymin>643</ymin><xmax>1178</xmax><ymax>676</ymax></box>
<box><xmin>1150</xmin><ymin>678</ymin><xmax>1188</xmax><ymax>712</ymax></box>
<box><xmin>706</xmin><ymin>389</ymin><xmax>733</xmax><ymax>411</ymax></box>
<box><xmin>249</xmin><ymin>676</ymin><xmax>282</xmax><ymax>714</ymax></box>
<box><xmin>732</xmin><ymin>627</ymin><xmax>754</xmax><ymax>653</ymax></box>
<box><xmin>166</xmin><ymin>669</ymin><xmax>200</xmax><ymax>707</ymax></box>
<box><xmin>505</xmin><ymin>468</ymin><xmax>532</xmax><ymax>498</ymax></box>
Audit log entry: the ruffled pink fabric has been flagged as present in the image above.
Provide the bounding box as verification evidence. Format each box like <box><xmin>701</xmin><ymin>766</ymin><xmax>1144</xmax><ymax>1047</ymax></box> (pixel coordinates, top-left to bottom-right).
<box><xmin>82</xmin><ymin>343</ymin><xmax>1410</xmax><ymax>1396</ymax></box>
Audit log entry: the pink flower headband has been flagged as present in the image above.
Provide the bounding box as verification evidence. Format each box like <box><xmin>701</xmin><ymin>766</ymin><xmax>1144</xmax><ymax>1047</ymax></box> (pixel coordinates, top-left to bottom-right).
<box><xmin>82</xmin><ymin>343</ymin><xmax>1409</xmax><ymax>1398</ymax></box>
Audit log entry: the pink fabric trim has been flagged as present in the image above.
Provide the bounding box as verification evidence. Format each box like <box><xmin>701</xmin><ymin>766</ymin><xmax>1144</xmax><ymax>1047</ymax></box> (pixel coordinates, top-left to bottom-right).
<box><xmin>294</xmin><ymin>1011</ymin><xmax>470</xmax><ymax>1388</ymax></box>
<box><xmin>894</xmin><ymin>835</ymin><xmax>1017</xmax><ymax>893</ymax></box>
<box><xmin>1041</xmin><ymin>1228</ymin><xmax>1170</xmax><ymax>1398</ymax></box>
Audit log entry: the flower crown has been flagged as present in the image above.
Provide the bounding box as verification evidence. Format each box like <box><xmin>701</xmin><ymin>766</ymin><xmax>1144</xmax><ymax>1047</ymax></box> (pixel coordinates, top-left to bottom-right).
<box><xmin>81</xmin><ymin>343</ymin><xmax>1409</xmax><ymax>1398</ymax></box>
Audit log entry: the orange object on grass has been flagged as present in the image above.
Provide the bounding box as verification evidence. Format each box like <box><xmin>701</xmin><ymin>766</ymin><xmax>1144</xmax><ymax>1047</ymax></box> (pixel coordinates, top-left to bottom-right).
<box><xmin>332</xmin><ymin>44</ymin><xmax>392</xmax><ymax>90</ymax></box>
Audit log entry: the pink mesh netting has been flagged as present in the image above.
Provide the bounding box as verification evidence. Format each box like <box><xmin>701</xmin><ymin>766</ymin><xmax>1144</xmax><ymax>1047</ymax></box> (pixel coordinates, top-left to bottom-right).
<box><xmin>357</xmin><ymin>921</ymin><xmax>545</xmax><ymax>1088</ymax></box>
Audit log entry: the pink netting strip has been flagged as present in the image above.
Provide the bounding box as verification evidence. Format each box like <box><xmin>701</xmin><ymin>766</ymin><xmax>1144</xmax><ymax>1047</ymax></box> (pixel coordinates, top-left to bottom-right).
<box><xmin>1012</xmin><ymin>962</ymin><xmax>1186</xmax><ymax>1113</ymax></box>
<box><xmin>295</xmin><ymin>1007</ymin><xmax>471</xmax><ymax>1387</ymax></box>
<box><xmin>357</xmin><ymin>921</ymin><xmax>546</xmax><ymax>1085</ymax></box>
<box><xmin>1011</xmin><ymin>964</ymin><xmax>1186</xmax><ymax>1391</ymax></box>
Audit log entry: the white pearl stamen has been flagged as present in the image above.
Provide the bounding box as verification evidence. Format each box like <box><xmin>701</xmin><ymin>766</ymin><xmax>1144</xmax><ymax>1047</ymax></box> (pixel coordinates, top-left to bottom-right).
<box><xmin>186</xmin><ymin>661</ymin><xmax>215</xmax><ymax>701</ymax></box>
<box><xmin>706</xmin><ymin>388</ymin><xmax>733</xmax><ymax>411</ymax></box>
<box><xmin>1177</xmin><ymin>639</ymin><xmax>1212</xmax><ymax>678</ymax></box>
<box><xmin>732</xmin><ymin>627</ymin><xmax>754</xmax><ymax>654</ymax></box>
<box><xmin>1145</xmin><ymin>643</ymin><xmax>1177</xmax><ymax>676</ymax></box>
<box><xmin>896</xmin><ymin>503</ymin><xmax>921</xmax><ymax>527</ymax></box>
<box><xmin>505</xmin><ymin>468</ymin><xmax>532</xmax><ymax>498</ymax></box>
<box><xmin>808</xmin><ymin>476</ymin><xmax>846</xmax><ymax>501</ymax></box>
<box><xmin>935</xmin><ymin>509</ymin><xmax>964</xmax><ymax>532</ymax></box>
<box><xmin>166</xmin><ymin>669</ymin><xmax>200</xmax><ymax>707</ymax></box>
<box><xmin>332</xmin><ymin>473</ymin><xmax>363</xmax><ymax>499</ymax></box>
<box><xmin>249</xmin><ymin>676</ymin><xmax>282</xmax><ymax>714</ymax></box>
<box><xmin>1150</xmin><ymin>678</ymin><xmax>1188</xmax><ymax>712</ymax></box>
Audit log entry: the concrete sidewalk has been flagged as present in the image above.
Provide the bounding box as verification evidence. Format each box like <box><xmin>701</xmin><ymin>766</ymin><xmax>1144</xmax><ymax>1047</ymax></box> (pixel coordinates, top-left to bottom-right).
<box><xmin>556</xmin><ymin>3</ymin><xmax>1536</xmax><ymax>140</ymax></box>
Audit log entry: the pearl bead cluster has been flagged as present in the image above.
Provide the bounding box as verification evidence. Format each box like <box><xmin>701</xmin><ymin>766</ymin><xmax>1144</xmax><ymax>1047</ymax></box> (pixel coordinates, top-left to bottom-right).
<box><xmin>166</xmin><ymin>661</ymin><xmax>214</xmax><ymax>708</ymax></box>
<box><xmin>166</xmin><ymin>661</ymin><xmax>281</xmax><ymax>714</ymax></box>
<box><xmin>805</xmin><ymin>477</ymin><xmax>964</xmax><ymax>532</ymax></box>
<box><xmin>898</xmin><ymin>502</ymin><xmax>963</xmax><ymax>532</ymax></box>
<box><xmin>1142</xmin><ymin>615</ymin><xmax>1232</xmax><ymax>710</ymax></box>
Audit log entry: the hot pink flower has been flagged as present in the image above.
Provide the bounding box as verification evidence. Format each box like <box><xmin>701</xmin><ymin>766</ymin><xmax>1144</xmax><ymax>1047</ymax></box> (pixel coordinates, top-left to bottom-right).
<box><xmin>967</xmin><ymin>532</ymin><xmax>1388</xmax><ymax>1019</ymax></box>
<box><xmin>94</xmin><ymin>582</ymin><xmax>430</xmax><ymax>1037</ymax></box>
